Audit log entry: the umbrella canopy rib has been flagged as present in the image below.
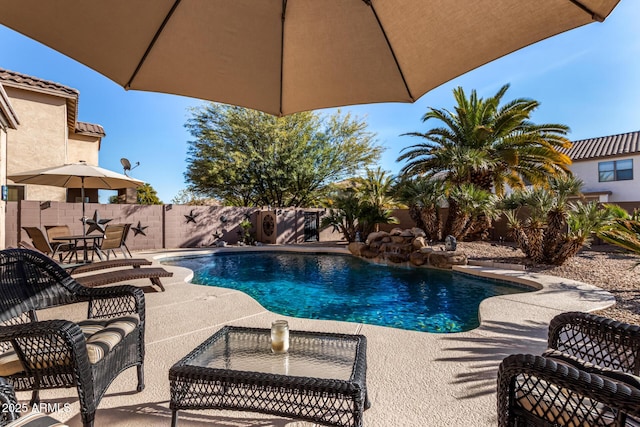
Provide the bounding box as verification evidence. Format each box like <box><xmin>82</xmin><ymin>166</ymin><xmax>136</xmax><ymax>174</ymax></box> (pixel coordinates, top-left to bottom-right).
<box><xmin>279</xmin><ymin>0</ymin><xmax>287</xmax><ymax>116</ymax></box>
<box><xmin>126</xmin><ymin>0</ymin><xmax>182</xmax><ymax>90</ymax></box>
<box><xmin>569</xmin><ymin>0</ymin><xmax>605</xmax><ymax>21</ymax></box>
<box><xmin>364</xmin><ymin>0</ymin><xmax>414</xmax><ymax>102</ymax></box>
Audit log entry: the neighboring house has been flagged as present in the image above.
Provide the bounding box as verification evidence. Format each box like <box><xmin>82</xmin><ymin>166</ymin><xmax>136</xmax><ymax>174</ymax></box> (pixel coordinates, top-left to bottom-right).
<box><xmin>558</xmin><ymin>130</ymin><xmax>640</xmax><ymax>210</ymax></box>
<box><xmin>0</xmin><ymin>67</ymin><xmax>105</xmax><ymax>204</ymax></box>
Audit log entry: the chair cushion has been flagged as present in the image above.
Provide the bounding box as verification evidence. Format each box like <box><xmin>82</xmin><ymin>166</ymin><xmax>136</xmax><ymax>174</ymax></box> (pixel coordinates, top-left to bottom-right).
<box><xmin>6</xmin><ymin>411</ymin><xmax>68</xmax><ymax>427</ymax></box>
<box><xmin>77</xmin><ymin>316</ymin><xmax>139</xmax><ymax>364</ymax></box>
<box><xmin>0</xmin><ymin>316</ymin><xmax>139</xmax><ymax>376</ymax></box>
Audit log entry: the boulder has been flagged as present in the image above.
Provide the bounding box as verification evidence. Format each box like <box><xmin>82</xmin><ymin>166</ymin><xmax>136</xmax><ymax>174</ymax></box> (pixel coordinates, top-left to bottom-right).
<box><xmin>428</xmin><ymin>251</ymin><xmax>467</xmax><ymax>269</ymax></box>
<box><xmin>366</xmin><ymin>231</ymin><xmax>388</xmax><ymax>244</ymax></box>
<box><xmin>389</xmin><ymin>227</ymin><xmax>403</xmax><ymax>236</ymax></box>
<box><xmin>381</xmin><ymin>236</ymin><xmax>391</xmax><ymax>243</ymax></box>
<box><xmin>348</xmin><ymin>242</ymin><xmax>366</xmax><ymax>256</ymax></box>
<box><xmin>420</xmin><ymin>246</ymin><xmax>434</xmax><ymax>254</ymax></box>
<box><xmin>412</xmin><ymin>236</ymin><xmax>426</xmax><ymax>249</ymax></box>
<box><xmin>386</xmin><ymin>253</ymin><xmax>409</xmax><ymax>263</ymax></box>
<box><xmin>411</xmin><ymin>227</ymin><xmax>426</xmax><ymax>238</ymax></box>
<box><xmin>400</xmin><ymin>229</ymin><xmax>415</xmax><ymax>237</ymax></box>
<box><xmin>410</xmin><ymin>251</ymin><xmax>426</xmax><ymax>266</ymax></box>
<box><xmin>391</xmin><ymin>235</ymin><xmax>405</xmax><ymax>243</ymax></box>
<box><xmin>370</xmin><ymin>240</ymin><xmax>383</xmax><ymax>250</ymax></box>
<box><xmin>361</xmin><ymin>249</ymin><xmax>379</xmax><ymax>259</ymax></box>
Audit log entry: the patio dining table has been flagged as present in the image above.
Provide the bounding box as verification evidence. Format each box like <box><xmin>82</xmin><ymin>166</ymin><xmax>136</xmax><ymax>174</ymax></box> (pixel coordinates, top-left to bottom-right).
<box><xmin>52</xmin><ymin>234</ymin><xmax>104</xmax><ymax>263</ymax></box>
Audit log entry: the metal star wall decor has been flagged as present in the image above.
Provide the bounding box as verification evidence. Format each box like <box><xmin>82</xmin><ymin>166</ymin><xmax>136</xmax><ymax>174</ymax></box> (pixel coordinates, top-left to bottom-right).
<box><xmin>132</xmin><ymin>221</ymin><xmax>148</xmax><ymax>237</ymax></box>
<box><xmin>185</xmin><ymin>209</ymin><xmax>199</xmax><ymax>224</ymax></box>
<box><xmin>85</xmin><ymin>210</ymin><xmax>111</xmax><ymax>234</ymax></box>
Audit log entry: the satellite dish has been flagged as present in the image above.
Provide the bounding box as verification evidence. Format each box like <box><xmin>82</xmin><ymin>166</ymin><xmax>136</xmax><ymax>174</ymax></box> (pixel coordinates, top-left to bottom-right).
<box><xmin>120</xmin><ymin>157</ymin><xmax>140</xmax><ymax>176</ymax></box>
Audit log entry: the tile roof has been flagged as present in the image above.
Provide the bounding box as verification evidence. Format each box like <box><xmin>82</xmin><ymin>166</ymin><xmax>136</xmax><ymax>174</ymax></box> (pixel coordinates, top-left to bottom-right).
<box><xmin>0</xmin><ymin>68</ymin><xmax>104</xmax><ymax>138</ymax></box>
<box><xmin>0</xmin><ymin>68</ymin><xmax>78</xmax><ymax>97</ymax></box>
<box><xmin>76</xmin><ymin>121</ymin><xmax>106</xmax><ymax>137</ymax></box>
<box><xmin>559</xmin><ymin>130</ymin><xmax>640</xmax><ymax>161</ymax></box>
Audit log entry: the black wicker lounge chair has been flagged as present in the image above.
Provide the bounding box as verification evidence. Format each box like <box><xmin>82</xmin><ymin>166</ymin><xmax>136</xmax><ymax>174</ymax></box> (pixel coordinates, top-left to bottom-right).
<box><xmin>497</xmin><ymin>312</ymin><xmax>640</xmax><ymax>426</ymax></box>
<box><xmin>0</xmin><ymin>248</ymin><xmax>145</xmax><ymax>427</ymax></box>
<box><xmin>0</xmin><ymin>377</ymin><xmax>67</xmax><ymax>426</ymax></box>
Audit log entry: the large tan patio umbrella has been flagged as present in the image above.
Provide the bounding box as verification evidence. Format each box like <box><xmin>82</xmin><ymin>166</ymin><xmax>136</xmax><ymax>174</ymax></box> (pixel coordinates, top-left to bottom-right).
<box><xmin>0</xmin><ymin>0</ymin><xmax>620</xmax><ymax>116</ymax></box>
<box><xmin>8</xmin><ymin>161</ymin><xmax>144</xmax><ymax>233</ymax></box>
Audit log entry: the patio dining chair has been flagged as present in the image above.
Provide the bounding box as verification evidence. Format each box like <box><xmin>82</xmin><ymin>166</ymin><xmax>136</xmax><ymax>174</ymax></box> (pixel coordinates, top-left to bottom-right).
<box><xmin>21</xmin><ymin>227</ymin><xmax>59</xmax><ymax>260</ymax></box>
<box><xmin>22</xmin><ymin>226</ymin><xmax>75</xmax><ymax>262</ymax></box>
<box><xmin>98</xmin><ymin>223</ymin><xmax>132</xmax><ymax>260</ymax></box>
<box><xmin>497</xmin><ymin>312</ymin><xmax>640</xmax><ymax>426</ymax></box>
<box><xmin>0</xmin><ymin>248</ymin><xmax>146</xmax><ymax>427</ymax></box>
<box><xmin>44</xmin><ymin>225</ymin><xmax>78</xmax><ymax>262</ymax></box>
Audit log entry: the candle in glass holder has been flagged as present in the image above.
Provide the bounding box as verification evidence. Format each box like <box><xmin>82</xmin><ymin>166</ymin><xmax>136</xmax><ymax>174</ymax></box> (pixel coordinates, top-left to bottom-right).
<box><xmin>270</xmin><ymin>320</ymin><xmax>289</xmax><ymax>353</ymax></box>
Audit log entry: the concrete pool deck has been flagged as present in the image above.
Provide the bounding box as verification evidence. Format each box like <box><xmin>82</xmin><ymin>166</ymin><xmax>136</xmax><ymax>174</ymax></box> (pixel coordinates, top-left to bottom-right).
<box><xmin>19</xmin><ymin>246</ymin><xmax>615</xmax><ymax>426</ymax></box>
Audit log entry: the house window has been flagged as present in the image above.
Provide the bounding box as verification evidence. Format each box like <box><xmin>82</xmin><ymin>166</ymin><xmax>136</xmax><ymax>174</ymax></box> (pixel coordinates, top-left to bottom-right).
<box><xmin>7</xmin><ymin>185</ymin><xmax>24</xmax><ymax>201</ymax></box>
<box><xmin>599</xmin><ymin>159</ymin><xmax>633</xmax><ymax>182</ymax></box>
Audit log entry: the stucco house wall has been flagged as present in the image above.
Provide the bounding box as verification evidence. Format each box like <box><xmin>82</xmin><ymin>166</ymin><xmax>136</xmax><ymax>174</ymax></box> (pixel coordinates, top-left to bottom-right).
<box><xmin>558</xmin><ymin>130</ymin><xmax>640</xmax><ymax>205</ymax></box>
<box><xmin>569</xmin><ymin>154</ymin><xmax>640</xmax><ymax>203</ymax></box>
<box><xmin>4</xmin><ymin>85</ymin><xmax>68</xmax><ymax>202</ymax></box>
<box><xmin>68</xmin><ymin>133</ymin><xmax>100</xmax><ymax>165</ymax></box>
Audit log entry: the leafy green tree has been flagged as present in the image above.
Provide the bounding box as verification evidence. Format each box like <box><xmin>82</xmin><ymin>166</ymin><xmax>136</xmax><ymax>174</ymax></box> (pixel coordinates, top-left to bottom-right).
<box><xmin>108</xmin><ymin>183</ymin><xmax>162</xmax><ymax>205</ymax></box>
<box><xmin>185</xmin><ymin>104</ymin><xmax>382</xmax><ymax>207</ymax></box>
<box><xmin>136</xmin><ymin>183</ymin><xmax>162</xmax><ymax>205</ymax></box>
<box><xmin>171</xmin><ymin>188</ymin><xmax>216</xmax><ymax>205</ymax></box>
<box><xmin>397</xmin><ymin>84</ymin><xmax>572</xmax><ymax>237</ymax></box>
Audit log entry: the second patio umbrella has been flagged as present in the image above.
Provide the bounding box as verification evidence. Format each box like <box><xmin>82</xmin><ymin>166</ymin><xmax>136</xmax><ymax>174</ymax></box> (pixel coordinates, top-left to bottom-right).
<box><xmin>8</xmin><ymin>161</ymin><xmax>144</xmax><ymax>234</ymax></box>
<box><xmin>0</xmin><ymin>0</ymin><xmax>621</xmax><ymax>116</ymax></box>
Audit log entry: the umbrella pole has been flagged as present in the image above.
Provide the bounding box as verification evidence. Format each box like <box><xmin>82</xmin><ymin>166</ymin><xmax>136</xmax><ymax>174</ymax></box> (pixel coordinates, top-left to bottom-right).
<box><xmin>81</xmin><ymin>177</ymin><xmax>86</xmax><ymax>235</ymax></box>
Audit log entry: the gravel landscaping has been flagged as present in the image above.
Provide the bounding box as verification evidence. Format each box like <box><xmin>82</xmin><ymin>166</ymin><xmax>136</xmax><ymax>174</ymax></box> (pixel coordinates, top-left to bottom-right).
<box><xmin>459</xmin><ymin>241</ymin><xmax>640</xmax><ymax>325</ymax></box>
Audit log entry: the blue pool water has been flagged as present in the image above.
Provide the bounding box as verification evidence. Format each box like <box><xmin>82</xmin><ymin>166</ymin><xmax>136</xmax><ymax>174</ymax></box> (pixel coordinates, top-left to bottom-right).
<box><xmin>163</xmin><ymin>252</ymin><xmax>530</xmax><ymax>333</ymax></box>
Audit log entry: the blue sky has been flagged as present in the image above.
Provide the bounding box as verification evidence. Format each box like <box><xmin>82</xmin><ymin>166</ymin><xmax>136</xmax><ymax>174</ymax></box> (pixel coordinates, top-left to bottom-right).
<box><xmin>1</xmin><ymin>1</ymin><xmax>639</xmax><ymax>203</ymax></box>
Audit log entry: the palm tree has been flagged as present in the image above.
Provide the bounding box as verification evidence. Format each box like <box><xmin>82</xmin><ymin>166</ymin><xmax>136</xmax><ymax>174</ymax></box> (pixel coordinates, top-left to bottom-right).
<box><xmin>447</xmin><ymin>183</ymin><xmax>499</xmax><ymax>241</ymax></box>
<box><xmin>320</xmin><ymin>187</ymin><xmax>398</xmax><ymax>243</ymax></box>
<box><xmin>503</xmin><ymin>176</ymin><xmax>623</xmax><ymax>265</ymax></box>
<box><xmin>353</xmin><ymin>167</ymin><xmax>396</xmax><ymax>210</ymax></box>
<box><xmin>599</xmin><ymin>210</ymin><xmax>640</xmax><ymax>266</ymax></box>
<box><xmin>398</xmin><ymin>84</ymin><xmax>572</xmax><ymax>237</ymax></box>
<box><xmin>393</xmin><ymin>177</ymin><xmax>445</xmax><ymax>241</ymax></box>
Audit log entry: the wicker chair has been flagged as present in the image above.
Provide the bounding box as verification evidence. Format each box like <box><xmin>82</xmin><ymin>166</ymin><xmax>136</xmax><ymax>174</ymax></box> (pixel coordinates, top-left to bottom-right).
<box><xmin>0</xmin><ymin>377</ymin><xmax>67</xmax><ymax>426</ymax></box>
<box><xmin>498</xmin><ymin>312</ymin><xmax>640</xmax><ymax>426</ymax></box>
<box><xmin>0</xmin><ymin>249</ymin><xmax>145</xmax><ymax>427</ymax></box>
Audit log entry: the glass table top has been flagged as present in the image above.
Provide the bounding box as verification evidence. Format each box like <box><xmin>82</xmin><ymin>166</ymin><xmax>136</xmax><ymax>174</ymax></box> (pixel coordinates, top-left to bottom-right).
<box><xmin>186</xmin><ymin>328</ymin><xmax>360</xmax><ymax>381</ymax></box>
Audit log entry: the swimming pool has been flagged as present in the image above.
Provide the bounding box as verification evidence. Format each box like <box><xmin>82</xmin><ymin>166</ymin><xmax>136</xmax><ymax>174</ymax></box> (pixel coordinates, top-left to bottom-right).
<box><xmin>163</xmin><ymin>251</ymin><xmax>531</xmax><ymax>333</ymax></box>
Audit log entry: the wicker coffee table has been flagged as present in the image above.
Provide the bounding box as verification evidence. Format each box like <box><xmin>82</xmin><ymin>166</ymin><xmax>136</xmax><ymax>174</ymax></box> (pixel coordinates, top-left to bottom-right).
<box><xmin>169</xmin><ymin>326</ymin><xmax>369</xmax><ymax>427</ymax></box>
